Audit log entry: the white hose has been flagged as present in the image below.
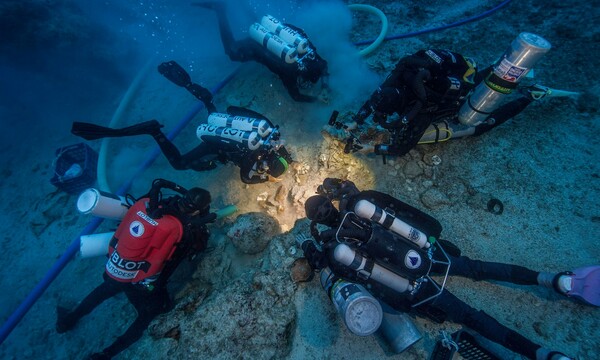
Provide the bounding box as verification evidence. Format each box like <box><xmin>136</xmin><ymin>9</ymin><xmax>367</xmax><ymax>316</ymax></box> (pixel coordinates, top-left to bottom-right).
<box><xmin>97</xmin><ymin>57</ymin><xmax>156</xmax><ymax>192</ymax></box>
<box><xmin>348</xmin><ymin>4</ymin><xmax>389</xmax><ymax>56</ymax></box>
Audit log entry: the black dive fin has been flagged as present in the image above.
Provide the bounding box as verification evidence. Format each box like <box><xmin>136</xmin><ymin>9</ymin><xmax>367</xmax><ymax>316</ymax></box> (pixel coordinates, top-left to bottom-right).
<box><xmin>158</xmin><ymin>61</ymin><xmax>191</xmax><ymax>88</ymax></box>
<box><xmin>71</xmin><ymin>120</ymin><xmax>163</xmax><ymax>141</ymax></box>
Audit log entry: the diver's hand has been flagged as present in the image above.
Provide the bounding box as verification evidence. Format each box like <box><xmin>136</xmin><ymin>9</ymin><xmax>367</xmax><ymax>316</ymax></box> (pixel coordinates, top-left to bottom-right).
<box><xmin>295</xmin><ymin>233</ymin><xmax>313</xmax><ymax>248</ymax></box>
<box><xmin>344</xmin><ymin>121</ymin><xmax>358</xmax><ymax>131</ymax></box>
<box><xmin>268</xmin><ymin>175</ymin><xmax>283</xmax><ymax>183</ymax></box>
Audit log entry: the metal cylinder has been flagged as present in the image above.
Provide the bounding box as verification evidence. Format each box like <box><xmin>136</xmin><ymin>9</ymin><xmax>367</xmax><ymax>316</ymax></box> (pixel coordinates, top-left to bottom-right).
<box><xmin>458</xmin><ymin>32</ymin><xmax>551</xmax><ymax>126</ymax></box>
<box><xmin>320</xmin><ymin>267</ymin><xmax>383</xmax><ymax>336</ymax></box>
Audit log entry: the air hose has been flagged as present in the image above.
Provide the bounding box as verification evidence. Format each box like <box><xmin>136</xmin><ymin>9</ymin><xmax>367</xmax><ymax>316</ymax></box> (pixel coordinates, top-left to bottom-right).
<box><xmin>97</xmin><ymin>57</ymin><xmax>157</xmax><ymax>193</ymax></box>
<box><xmin>347</xmin><ymin>4</ymin><xmax>389</xmax><ymax>56</ymax></box>
<box><xmin>0</xmin><ymin>67</ymin><xmax>239</xmax><ymax>346</ymax></box>
<box><xmin>353</xmin><ymin>0</ymin><xmax>514</xmax><ymax>47</ymax></box>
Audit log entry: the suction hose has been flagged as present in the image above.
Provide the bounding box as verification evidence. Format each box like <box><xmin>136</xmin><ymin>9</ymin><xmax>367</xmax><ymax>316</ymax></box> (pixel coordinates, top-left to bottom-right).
<box><xmin>347</xmin><ymin>4</ymin><xmax>389</xmax><ymax>56</ymax></box>
<box><xmin>0</xmin><ymin>67</ymin><xmax>240</xmax><ymax>346</ymax></box>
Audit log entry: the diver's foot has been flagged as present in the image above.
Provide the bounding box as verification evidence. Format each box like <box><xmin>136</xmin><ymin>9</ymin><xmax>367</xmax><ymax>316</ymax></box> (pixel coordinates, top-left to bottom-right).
<box><xmin>552</xmin><ymin>266</ymin><xmax>600</xmax><ymax>307</ymax></box>
<box><xmin>56</xmin><ymin>306</ymin><xmax>77</xmax><ymax>334</ymax></box>
<box><xmin>521</xmin><ymin>84</ymin><xmax>552</xmax><ymax>101</ymax></box>
<box><xmin>191</xmin><ymin>1</ymin><xmax>225</xmax><ymax>10</ymax></box>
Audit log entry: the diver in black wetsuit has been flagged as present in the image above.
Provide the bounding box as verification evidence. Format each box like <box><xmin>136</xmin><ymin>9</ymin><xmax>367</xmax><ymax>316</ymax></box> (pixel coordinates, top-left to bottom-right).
<box><xmin>338</xmin><ymin>49</ymin><xmax>553</xmax><ymax>156</ymax></box>
<box><xmin>56</xmin><ymin>179</ymin><xmax>212</xmax><ymax>360</ymax></box>
<box><xmin>71</xmin><ymin>61</ymin><xmax>292</xmax><ymax>184</ymax></box>
<box><xmin>297</xmin><ymin>178</ymin><xmax>598</xmax><ymax>360</ymax></box>
<box><xmin>194</xmin><ymin>1</ymin><xmax>330</xmax><ymax>103</ymax></box>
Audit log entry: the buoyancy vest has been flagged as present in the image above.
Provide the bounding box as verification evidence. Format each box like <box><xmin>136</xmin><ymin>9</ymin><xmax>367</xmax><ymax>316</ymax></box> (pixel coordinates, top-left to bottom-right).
<box><xmin>105</xmin><ymin>198</ymin><xmax>183</xmax><ymax>283</ymax></box>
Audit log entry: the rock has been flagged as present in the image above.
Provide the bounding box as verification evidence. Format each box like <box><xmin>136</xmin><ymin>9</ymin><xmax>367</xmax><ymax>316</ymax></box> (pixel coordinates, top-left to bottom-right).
<box><xmin>403</xmin><ymin>160</ymin><xmax>424</xmax><ymax>178</ymax></box>
<box><xmin>420</xmin><ymin>188</ymin><xmax>451</xmax><ymax>209</ymax></box>
<box><xmin>227</xmin><ymin>212</ymin><xmax>281</xmax><ymax>254</ymax></box>
<box><xmin>290</xmin><ymin>258</ymin><xmax>314</xmax><ymax>283</ymax></box>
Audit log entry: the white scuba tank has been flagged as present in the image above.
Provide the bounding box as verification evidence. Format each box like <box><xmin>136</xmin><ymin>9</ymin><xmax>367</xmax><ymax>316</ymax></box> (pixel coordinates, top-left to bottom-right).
<box><xmin>334</xmin><ymin>243</ymin><xmax>414</xmax><ymax>294</ymax></box>
<box><xmin>196</xmin><ymin>124</ymin><xmax>263</xmax><ymax>151</ymax></box>
<box><xmin>207</xmin><ymin>112</ymin><xmax>274</xmax><ymax>138</ymax></box>
<box><xmin>249</xmin><ymin>23</ymin><xmax>298</xmax><ymax>64</ymax></box>
<box><xmin>260</xmin><ymin>15</ymin><xmax>309</xmax><ymax>54</ymax></box>
<box><xmin>77</xmin><ymin>188</ymin><xmax>129</xmax><ymax>220</ymax></box>
<box><xmin>354</xmin><ymin>200</ymin><xmax>430</xmax><ymax>249</ymax></box>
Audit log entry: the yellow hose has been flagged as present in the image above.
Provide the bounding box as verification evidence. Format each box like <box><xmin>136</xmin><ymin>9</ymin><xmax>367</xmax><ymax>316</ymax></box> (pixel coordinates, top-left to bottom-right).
<box><xmin>348</xmin><ymin>4</ymin><xmax>389</xmax><ymax>56</ymax></box>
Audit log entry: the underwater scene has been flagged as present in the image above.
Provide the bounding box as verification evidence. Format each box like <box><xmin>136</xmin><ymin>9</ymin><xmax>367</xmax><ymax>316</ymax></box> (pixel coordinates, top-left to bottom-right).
<box><xmin>0</xmin><ymin>0</ymin><xmax>599</xmax><ymax>359</ymax></box>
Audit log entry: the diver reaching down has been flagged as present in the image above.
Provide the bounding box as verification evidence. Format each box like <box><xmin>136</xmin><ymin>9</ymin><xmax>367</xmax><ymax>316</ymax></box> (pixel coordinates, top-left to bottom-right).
<box><xmin>72</xmin><ymin>60</ymin><xmax>292</xmax><ymax>184</ymax></box>
<box><xmin>194</xmin><ymin>1</ymin><xmax>330</xmax><ymax>103</ymax></box>
<box><xmin>330</xmin><ymin>46</ymin><xmax>574</xmax><ymax>157</ymax></box>
<box><xmin>297</xmin><ymin>178</ymin><xmax>599</xmax><ymax>360</ymax></box>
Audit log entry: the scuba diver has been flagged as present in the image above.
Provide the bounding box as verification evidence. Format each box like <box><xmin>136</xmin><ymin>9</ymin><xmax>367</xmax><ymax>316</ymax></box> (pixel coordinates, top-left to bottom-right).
<box><xmin>296</xmin><ymin>178</ymin><xmax>599</xmax><ymax>360</ymax></box>
<box><xmin>332</xmin><ymin>46</ymin><xmax>570</xmax><ymax>156</ymax></box>
<box><xmin>56</xmin><ymin>179</ymin><xmax>214</xmax><ymax>360</ymax></box>
<box><xmin>71</xmin><ymin>61</ymin><xmax>293</xmax><ymax>185</ymax></box>
<box><xmin>193</xmin><ymin>1</ymin><xmax>330</xmax><ymax>103</ymax></box>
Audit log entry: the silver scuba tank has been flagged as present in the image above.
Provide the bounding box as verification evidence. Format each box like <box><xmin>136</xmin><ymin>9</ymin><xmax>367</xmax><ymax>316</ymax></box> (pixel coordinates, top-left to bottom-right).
<box><xmin>458</xmin><ymin>32</ymin><xmax>551</xmax><ymax>126</ymax></box>
<box><xmin>196</xmin><ymin>124</ymin><xmax>263</xmax><ymax>151</ymax></box>
<box><xmin>207</xmin><ymin>112</ymin><xmax>274</xmax><ymax>138</ymax></box>
<box><xmin>320</xmin><ymin>267</ymin><xmax>383</xmax><ymax>337</ymax></box>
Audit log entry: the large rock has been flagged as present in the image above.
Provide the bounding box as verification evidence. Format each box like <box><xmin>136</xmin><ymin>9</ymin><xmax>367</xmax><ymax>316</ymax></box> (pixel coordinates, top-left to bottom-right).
<box><xmin>227</xmin><ymin>212</ymin><xmax>281</xmax><ymax>254</ymax></box>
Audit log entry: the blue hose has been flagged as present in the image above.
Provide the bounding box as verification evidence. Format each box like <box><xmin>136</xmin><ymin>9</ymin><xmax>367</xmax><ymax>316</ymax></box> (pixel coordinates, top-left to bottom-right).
<box><xmin>0</xmin><ymin>67</ymin><xmax>239</xmax><ymax>345</ymax></box>
<box><xmin>354</xmin><ymin>0</ymin><xmax>513</xmax><ymax>46</ymax></box>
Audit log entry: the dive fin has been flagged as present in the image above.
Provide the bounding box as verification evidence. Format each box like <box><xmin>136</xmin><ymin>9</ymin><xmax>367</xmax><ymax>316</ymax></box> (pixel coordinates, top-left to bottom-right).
<box><xmin>158</xmin><ymin>60</ymin><xmax>192</xmax><ymax>88</ymax></box>
<box><xmin>71</xmin><ymin>120</ymin><xmax>163</xmax><ymax>141</ymax></box>
<box><xmin>567</xmin><ymin>266</ymin><xmax>600</xmax><ymax>307</ymax></box>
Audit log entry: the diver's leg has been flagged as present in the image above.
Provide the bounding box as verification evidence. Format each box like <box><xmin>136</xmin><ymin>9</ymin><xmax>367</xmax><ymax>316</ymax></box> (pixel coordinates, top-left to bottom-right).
<box><xmin>56</xmin><ymin>277</ymin><xmax>122</xmax><ymax>333</ymax></box>
<box><xmin>429</xmin><ymin>289</ymin><xmax>542</xmax><ymax>359</ymax></box>
<box><xmin>151</xmin><ymin>131</ymin><xmax>217</xmax><ymax>171</ymax></box>
<box><xmin>98</xmin><ymin>287</ymin><xmax>171</xmax><ymax>358</ymax></box>
<box><xmin>448</xmin><ymin>255</ymin><xmax>540</xmax><ymax>285</ymax></box>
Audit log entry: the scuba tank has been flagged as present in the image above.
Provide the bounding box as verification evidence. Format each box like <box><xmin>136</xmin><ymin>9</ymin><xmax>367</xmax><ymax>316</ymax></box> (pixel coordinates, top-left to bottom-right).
<box><xmin>207</xmin><ymin>112</ymin><xmax>275</xmax><ymax>138</ymax></box>
<box><xmin>333</xmin><ymin>243</ymin><xmax>414</xmax><ymax>295</ymax></box>
<box><xmin>248</xmin><ymin>23</ymin><xmax>298</xmax><ymax>64</ymax></box>
<box><xmin>354</xmin><ymin>200</ymin><xmax>430</xmax><ymax>249</ymax></box>
<box><xmin>458</xmin><ymin>32</ymin><xmax>551</xmax><ymax>126</ymax></box>
<box><xmin>320</xmin><ymin>267</ymin><xmax>383</xmax><ymax>336</ymax></box>
<box><xmin>260</xmin><ymin>15</ymin><xmax>309</xmax><ymax>54</ymax></box>
<box><xmin>77</xmin><ymin>188</ymin><xmax>129</xmax><ymax>220</ymax></box>
<box><xmin>80</xmin><ymin>232</ymin><xmax>114</xmax><ymax>258</ymax></box>
<box><xmin>196</xmin><ymin>124</ymin><xmax>264</xmax><ymax>151</ymax></box>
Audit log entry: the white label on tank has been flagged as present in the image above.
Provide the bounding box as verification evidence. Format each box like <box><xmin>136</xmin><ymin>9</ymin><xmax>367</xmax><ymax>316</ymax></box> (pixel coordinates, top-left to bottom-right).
<box><xmin>404</xmin><ymin>250</ymin><xmax>422</xmax><ymax>269</ymax></box>
<box><xmin>494</xmin><ymin>58</ymin><xmax>528</xmax><ymax>83</ymax></box>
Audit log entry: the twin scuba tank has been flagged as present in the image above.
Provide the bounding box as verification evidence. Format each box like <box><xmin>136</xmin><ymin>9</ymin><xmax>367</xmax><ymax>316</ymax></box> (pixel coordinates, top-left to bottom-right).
<box><xmin>196</xmin><ymin>112</ymin><xmax>277</xmax><ymax>151</ymax></box>
<box><xmin>332</xmin><ymin>199</ymin><xmax>434</xmax><ymax>296</ymax></box>
<box><xmin>248</xmin><ymin>15</ymin><xmax>310</xmax><ymax>64</ymax></box>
